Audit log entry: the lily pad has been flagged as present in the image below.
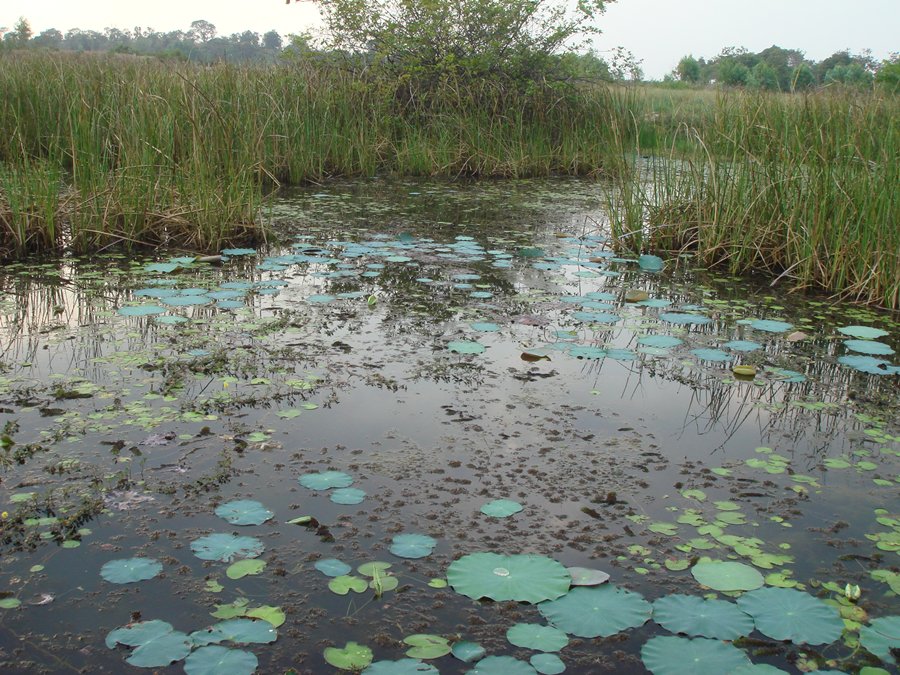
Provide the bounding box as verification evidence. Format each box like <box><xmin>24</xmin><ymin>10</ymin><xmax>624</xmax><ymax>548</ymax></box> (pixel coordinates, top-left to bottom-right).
<box><xmin>469</xmin><ymin>655</ymin><xmax>538</xmax><ymax>674</ymax></box>
<box><xmin>641</xmin><ymin>635</ymin><xmax>750</xmax><ymax>675</ymax></box>
<box><xmin>538</xmin><ymin>585</ymin><xmax>651</xmax><ymax>637</ymax></box>
<box><xmin>530</xmin><ymin>653</ymin><xmax>566</xmax><ymax>674</ymax></box>
<box><xmin>652</xmin><ymin>594</ymin><xmax>754</xmax><ymax>639</ymax></box>
<box><xmin>481</xmin><ymin>499</ymin><xmax>523</xmax><ymax>518</ymax></box>
<box><xmin>0</xmin><ymin>598</ymin><xmax>21</xmax><ymax>609</ymax></box>
<box><xmin>390</xmin><ymin>534</ymin><xmax>437</xmax><ymax>559</ymax></box>
<box><xmin>843</xmin><ymin>340</ymin><xmax>894</xmax><ymax>356</ymax></box>
<box><xmin>507</xmin><ymin>623</ymin><xmax>569</xmax><ymax>652</ymax></box>
<box><xmin>447</xmin><ymin>552</ymin><xmax>570</xmax><ymax>603</ymax></box>
<box><xmin>451</xmin><ymin>641</ymin><xmax>485</xmax><ymax>663</ymax></box>
<box><xmin>363</xmin><ymin>660</ymin><xmax>439</xmax><ymax>674</ymax></box>
<box><xmin>837</xmin><ymin>325</ymin><xmax>889</xmax><ymax>339</ymax></box>
<box><xmin>723</xmin><ymin>340</ymin><xmax>762</xmax><ymax>352</ymax></box>
<box><xmin>315</xmin><ymin>559</ymin><xmax>352</xmax><ymax>577</ymax></box>
<box><xmin>736</xmin><ymin>587</ymin><xmax>843</xmax><ymax>644</ymax></box>
<box><xmin>225</xmin><ymin>559</ymin><xmax>266</xmax><ymax>580</ymax></box>
<box><xmin>214</xmin><ymin>500</ymin><xmax>273</xmax><ymax>526</ymax></box>
<box><xmin>100</xmin><ymin>557</ymin><xmax>162</xmax><ymax>584</ymax></box>
<box><xmin>106</xmin><ymin>619</ymin><xmax>192</xmax><ymax>668</ymax></box>
<box><xmin>859</xmin><ymin>615</ymin><xmax>899</xmax><ymax>665</ymax></box>
<box><xmin>328</xmin><ymin>575</ymin><xmax>369</xmax><ymax>595</ymax></box>
<box><xmin>117</xmin><ymin>305</ymin><xmax>167</xmax><ymax>317</ymax></box>
<box><xmin>245</xmin><ymin>605</ymin><xmax>285</xmax><ymax>627</ymax></box>
<box><xmin>691</xmin><ymin>348</ymin><xmax>731</xmax><ymax>362</ymax></box>
<box><xmin>190</xmin><ymin>534</ymin><xmax>264</xmax><ymax>562</ymax></box>
<box><xmin>638</xmin><ymin>335</ymin><xmax>683</xmax><ymax>349</ymax></box>
<box><xmin>691</xmin><ymin>561</ymin><xmax>763</xmax><ymax>591</ymax></box>
<box><xmin>325</xmin><ymin>642</ymin><xmax>374</xmax><ymax>671</ymax></box>
<box><xmin>403</xmin><ymin>634</ymin><xmax>450</xmax><ymax>659</ymax></box>
<box><xmin>331</xmin><ymin>488</ymin><xmax>367</xmax><ymax>505</ymax></box>
<box><xmin>749</xmin><ymin>319</ymin><xmax>792</xmax><ymax>333</ymax></box>
<box><xmin>298</xmin><ymin>471</ymin><xmax>353</xmax><ymax>490</ymax></box>
<box><xmin>567</xmin><ymin>567</ymin><xmax>610</xmax><ymax>586</ymax></box>
<box><xmin>184</xmin><ymin>646</ymin><xmax>258</xmax><ymax>675</ymax></box>
<box><xmin>639</xmin><ymin>254</ymin><xmax>665</xmax><ymax>271</ymax></box>
<box><xmin>448</xmin><ymin>340</ymin><xmax>485</xmax><ymax>354</ymax></box>
<box><xmin>190</xmin><ymin>619</ymin><xmax>276</xmax><ymax>646</ymax></box>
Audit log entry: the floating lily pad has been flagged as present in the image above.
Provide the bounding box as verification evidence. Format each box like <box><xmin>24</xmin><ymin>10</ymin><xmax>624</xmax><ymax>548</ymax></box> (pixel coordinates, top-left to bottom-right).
<box><xmin>691</xmin><ymin>349</ymin><xmax>731</xmax><ymax>362</ymax></box>
<box><xmin>184</xmin><ymin>646</ymin><xmax>258</xmax><ymax>675</ymax></box>
<box><xmin>245</xmin><ymin>605</ymin><xmax>285</xmax><ymax>627</ymax></box>
<box><xmin>530</xmin><ymin>653</ymin><xmax>566</xmax><ymax>674</ymax></box>
<box><xmin>838</xmin><ymin>355</ymin><xmax>900</xmax><ymax>375</ymax></box>
<box><xmin>106</xmin><ymin>619</ymin><xmax>192</xmax><ymax>668</ymax></box>
<box><xmin>859</xmin><ymin>615</ymin><xmax>899</xmax><ymax>665</ymax></box>
<box><xmin>390</xmin><ymin>534</ymin><xmax>437</xmax><ymax>559</ymax></box>
<box><xmin>469</xmin><ymin>655</ymin><xmax>538</xmax><ymax>674</ymax></box>
<box><xmin>447</xmin><ymin>553</ymin><xmax>570</xmax><ymax>603</ymax></box>
<box><xmin>837</xmin><ymin>325</ymin><xmax>889</xmax><ymax>339</ymax></box>
<box><xmin>843</xmin><ymin>340</ymin><xmax>894</xmax><ymax>356</ymax></box>
<box><xmin>328</xmin><ymin>575</ymin><xmax>368</xmax><ymax>595</ymax></box>
<box><xmin>481</xmin><ymin>499</ymin><xmax>523</xmax><ymax>518</ymax></box>
<box><xmin>225</xmin><ymin>559</ymin><xmax>266</xmax><ymax>580</ymax></box>
<box><xmin>0</xmin><ymin>598</ymin><xmax>21</xmax><ymax>609</ymax></box>
<box><xmin>639</xmin><ymin>255</ymin><xmax>665</xmax><ymax>271</ymax></box>
<box><xmin>641</xmin><ymin>635</ymin><xmax>750</xmax><ymax>675</ymax></box>
<box><xmin>471</xmin><ymin>322</ymin><xmax>500</xmax><ymax>332</ymax></box>
<box><xmin>691</xmin><ymin>561</ymin><xmax>763</xmax><ymax>591</ymax></box>
<box><xmin>567</xmin><ymin>567</ymin><xmax>610</xmax><ymax>586</ymax></box>
<box><xmin>100</xmin><ymin>557</ymin><xmax>162</xmax><ymax>584</ymax></box>
<box><xmin>638</xmin><ymin>335</ymin><xmax>683</xmax><ymax>349</ymax></box>
<box><xmin>331</xmin><ymin>488</ymin><xmax>367</xmax><ymax>505</ymax></box>
<box><xmin>362</xmin><ymin>660</ymin><xmax>439</xmax><ymax>675</ymax></box>
<box><xmin>448</xmin><ymin>340</ymin><xmax>485</xmax><ymax>354</ymax></box>
<box><xmin>507</xmin><ymin>623</ymin><xmax>569</xmax><ymax>652</ymax></box>
<box><xmin>325</xmin><ymin>642</ymin><xmax>374</xmax><ymax>670</ymax></box>
<box><xmin>571</xmin><ymin>311</ymin><xmax>620</xmax><ymax>324</ymax></box>
<box><xmin>736</xmin><ymin>587</ymin><xmax>843</xmax><ymax>644</ymax></box>
<box><xmin>190</xmin><ymin>619</ymin><xmax>276</xmax><ymax>646</ymax></box>
<box><xmin>117</xmin><ymin>305</ymin><xmax>167</xmax><ymax>317</ymax></box>
<box><xmin>723</xmin><ymin>340</ymin><xmax>762</xmax><ymax>352</ymax></box>
<box><xmin>214</xmin><ymin>500</ymin><xmax>273</xmax><ymax>526</ymax></box>
<box><xmin>749</xmin><ymin>319</ymin><xmax>792</xmax><ymax>333</ymax></box>
<box><xmin>403</xmin><ymin>634</ymin><xmax>450</xmax><ymax>659</ymax></box>
<box><xmin>652</xmin><ymin>594</ymin><xmax>754</xmax><ymax>639</ymax></box>
<box><xmin>451</xmin><ymin>641</ymin><xmax>485</xmax><ymax>663</ymax></box>
<box><xmin>298</xmin><ymin>471</ymin><xmax>353</xmax><ymax>490</ymax></box>
<box><xmin>190</xmin><ymin>534</ymin><xmax>264</xmax><ymax>562</ymax></box>
<box><xmin>315</xmin><ymin>559</ymin><xmax>352</xmax><ymax>577</ymax></box>
<box><xmin>539</xmin><ymin>585</ymin><xmax>651</xmax><ymax>637</ymax></box>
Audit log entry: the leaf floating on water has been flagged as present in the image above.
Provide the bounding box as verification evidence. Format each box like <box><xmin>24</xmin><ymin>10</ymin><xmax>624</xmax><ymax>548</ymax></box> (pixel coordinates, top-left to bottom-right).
<box><xmin>390</xmin><ymin>533</ymin><xmax>437</xmax><ymax>559</ymax></box>
<box><xmin>506</xmin><ymin>623</ymin><xmax>569</xmax><ymax>652</ymax></box>
<box><xmin>733</xmin><ymin>365</ymin><xmax>757</xmax><ymax>378</ymax></box>
<box><xmin>450</xmin><ymin>641</ymin><xmax>485</xmax><ymax>663</ymax></box>
<box><xmin>641</xmin><ymin>635</ymin><xmax>750</xmax><ymax>675</ymax></box>
<box><xmin>567</xmin><ymin>567</ymin><xmax>610</xmax><ymax>586</ymax></box>
<box><xmin>638</xmin><ymin>255</ymin><xmax>665</xmax><ymax>271</ymax></box>
<box><xmin>447</xmin><ymin>552</ymin><xmax>570</xmax><ymax>603</ymax></box>
<box><xmin>736</xmin><ymin>587</ymin><xmax>843</xmax><ymax>645</ymax></box>
<box><xmin>298</xmin><ymin>471</ymin><xmax>353</xmax><ymax>490</ymax></box>
<box><xmin>225</xmin><ymin>559</ymin><xmax>266</xmax><ymax>580</ymax></box>
<box><xmin>0</xmin><ymin>598</ymin><xmax>21</xmax><ymax>609</ymax></box>
<box><xmin>117</xmin><ymin>305</ymin><xmax>167</xmax><ymax>317</ymax></box>
<box><xmin>100</xmin><ymin>557</ymin><xmax>162</xmax><ymax>584</ymax></box>
<box><xmin>328</xmin><ymin>575</ymin><xmax>368</xmax><ymax>595</ymax></box>
<box><xmin>652</xmin><ymin>594</ymin><xmax>755</xmax><ymax>640</ymax></box>
<box><xmin>859</xmin><ymin>615</ymin><xmax>900</xmax><ymax>665</ymax></box>
<box><xmin>843</xmin><ymin>340</ymin><xmax>895</xmax><ymax>356</ymax></box>
<box><xmin>837</xmin><ymin>325</ymin><xmax>889</xmax><ymax>340</ymax></box>
<box><xmin>214</xmin><ymin>500</ymin><xmax>273</xmax><ymax>526</ymax></box>
<box><xmin>190</xmin><ymin>534</ymin><xmax>264</xmax><ymax>563</ymax></box>
<box><xmin>403</xmin><ymin>634</ymin><xmax>451</xmax><ymax>659</ymax></box>
<box><xmin>625</xmin><ymin>289</ymin><xmax>650</xmax><ymax>302</ymax></box>
<box><xmin>184</xmin><ymin>645</ymin><xmax>258</xmax><ymax>675</ymax></box>
<box><xmin>447</xmin><ymin>340</ymin><xmax>485</xmax><ymax>355</ymax></box>
<box><xmin>530</xmin><ymin>653</ymin><xmax>566</xmax><ymax>675</ymax></box>
<box><xmin>691</xmin><ymin>561</ymin><xmax>764</xmax><ymax>591</ymax></box>
<box><xmin>749</xmin><ymin>319</ymin><xmax>793</xmax><ymax>333</ymax></box>
<box><xmin>315</xmin><ymin>559</ymin><xmax>352</xmax><ymax>577</ymax></box>
<box><xmin>106</xmin><ymin>619</ymin><xmax>192</xmax><ymax>668</ymax></box>
<box><xmin>660</xmin><ymin>312</ymin><xmax>712</xmax><ymax>326</ymax></box>
<box><xmin>468</xmin><ymin>655</ymin><xmax>539</xmax><ymax>674</ymax></box>
<box><xmin>324</xmin><ymin>642</ymin><xmax>374</xmax><ymax>671</ymax></box>
<box><xmin>362</xmin><ymin>660</ymin><xmax>439</xmax><ymax>675</ymax></box>
<box><xmin>538</xmin><ymin>585</ymin><xmax>651</xmax><ymax>638</ymax></box>
<box><xmin>330</xmin><ymin>488</ymin><xmax>367</xmax><ymax>505</ymax></box>
<box><xmin>245</xmin><ymin>605</ymin><xmax>286</xmax><ymax>627</ymax></box>
<box><xmin>189</xmin><ymin>618</ymin><xmax>276</xmax><ymax>646</ymax></box>
<box><xmin>480</xmin><ymin>499</ymin><xmax>524</xmax><ymax>518</ymax></box>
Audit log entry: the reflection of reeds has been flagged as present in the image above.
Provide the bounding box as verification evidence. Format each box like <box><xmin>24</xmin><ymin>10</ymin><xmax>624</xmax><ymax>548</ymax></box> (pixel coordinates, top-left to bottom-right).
<box><xmin>0</xmin><ymin>53</ymin><xmax>632</xmax><ymax>259</ymax></box>
<box><xmin>608</xmin><ymin>88</ymin><xmax>899</xmax><ymax>309</ymax></box>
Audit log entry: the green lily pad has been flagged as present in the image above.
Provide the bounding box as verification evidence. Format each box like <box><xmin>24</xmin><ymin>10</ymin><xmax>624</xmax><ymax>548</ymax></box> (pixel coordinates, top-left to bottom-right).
<box><xmin>358</xmin><ymin>561</ymin><xmax>392</xmax><ymax>577</ymax></box>
<box><xmin>0</xmin><ymin>598</ymin><xmax>21</xmax><ymax>609</ymax></box>
<box><xmin>480</xmin><ymin>499</ymin><xmax>523</xmax><ymax>518</ymax></box>
<box><xmin>507</xmin><ymin>623</ymin><xmax>569</xmax><ymax>652</ymax></box>
<box><xmin>567</xmin><ymin>567</ymin><xmax>610</xmax><ymax>586</ymax></box>
<box><xmin>652</xmin><ymin>594</ymin><xmax>754</xmax><ymax>639</ymax></box>
<box><xmin>106</xmin><ymin>619</ymin><xmax>192</xmax><ymax>668</ymax></box>
<box><xmin>403</xmin><ymin>634</ymin><xmax>450</xmax><ymax>659</ymax></box>
<box><xmin>447</xmin><ymin>340</ymin><xmax>485</xmax><ymax>354</ymax></box>
<box><xmin>328</xmin><ymin>575</ymin><xmax>369</xmax><ymax>595</ymax></box>
<box><xmin>837</xmin><ymin>325</ymin><xmax>889</xmax><ymax>339</ymax></box>
<box><xmin>214</xmin><ymin>500</ymin><xmax>273</xmax><ymax>526</ymax></box>
<box><xmin>100</xmin><ymin>557</ymin><xmax>162</xmax><ymax>584</ymax></box>
<box><xmin>225</xmin><ymin>559</ymin><xmax>266</xmax><ymax>580</ymax></box>
<box><xmin>245</xmin><ymin>605</ymin><xmax>285</xmax><ymax>627</ymax></box>
<box><xmin>362</xmin><ymin>660</ymin><xmax>439</xmax><ymax>674</ymax></box>
<box><xmin>530</xmin><ymin>653</ymin><xmax>566</xmax><ymax>674</ymax></box>
<box><xmin>184</xmin><ymin>646</ymin><xmax>258</xmax><ymax>675</ymax></box>
<box><xmin>190</xmin><ymin>534</ymin><xmax>264</xmax><ymax>562</ymax></box>
<box><xmin>298</xmin><ymin>471</ymin><xmax>353</xmax><ymax>490</ymax></box>
<box><xmin>844</xmin><ymin>340</ymin><xmax>894</xmax><ymax>356</ymax></box>
<box><xmin>331</xmin><ymin>488</ymin><xmax>367</xmax><ymax>505</ymax></box>
<box><xmin>117</xmin><ymin>305</ymin><xmax>167</xmax><ymax>317</ymax></box>
<box><xmin>451</xmin><ymin>641</ymin><xmax>485</xmax><ymax>663</ymax></box>
<box><xmin>324</xmin><ymin>642</ymin><xmax>374</xmax><ymax>671</ymax></box>
<box><xmin>641</xmin><ymin>635</ymin><xmax>750</xmax><ymax>675</ymax></box>
<box><xmin>447</xmin><ymin>552</ymin><xmax>570</xmax><ymax>603</ymax></box>
<box><xmin>315</xmin><ymin>559</ymin><xmax>352</xmax><ymax>577</ymax></box>
<box><xmin>736</xmin><ymin>587</ymin><xmax>843</xmax><ymax>644</ymax></box>
<box><xmin>691</xmin><ymin>561</ymin><xmax>764</xmax><ymax>591</ymax></box>
<box><xmin>750</xmin><ymin>319</ymin><xmax>792</xmax><ymax>333</ymax></box>
<box><xmin>190</xmin><ymin>619</ymin><xmax>276</xmax><ymax>646</ymax></box>
<box><xmin>469</xmin><ymin>655</ymin><xmax>538</xmax><ymax>674</ymax></box>
<box><xmin>538</xmin><ymin>585</ymin><xmax>651</xmax><ymax>638</ymax></box>
<box><xmin>859</xmin><ymin>615</ymin><xmax>899</xmax><ymax>665</ymax></box>
<box><xmin>390</xmin><ymin>534</ymin><xmax>437</xmax><ymax>559</ymax></box>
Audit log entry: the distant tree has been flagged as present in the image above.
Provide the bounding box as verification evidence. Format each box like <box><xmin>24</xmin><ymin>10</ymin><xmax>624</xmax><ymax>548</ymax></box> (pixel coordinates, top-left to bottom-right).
<box><xmin>676</xmin><ymin>55</ymin><xmax>701</xmax><ymax>83</ymax></box>
<box><xmin>790</xmin><ymin>63</ymin><xmax>816</xmax><ymax>91</ymax></box>
<box><xmin>757</xmin><ymin>45</ymin><xmax>805</xmax><ymax>91</ymax></box>
<box><xmin>8</xmin><ymin>16</ymin><xmax>32</xmax><ymax>47</ymax></box>
<box><xmin>190</xmin><ymin>20</ymin><xmax>217</xmax><ymax>43</ymax></box>
<box><xmin>749</xmin><ymin>61</ymin><xmax>779</xmax><ymax>91</ymax></box>
<box><xmin>718</xmin><ymin>59</ymin><xmax>749</xmax><ymax>87</ymax></box>
<box><xmin>608</xmin><ymin>46</ymin><xmax>643</xmax><ymax>81</ymax></box>
<box><xmin>874</xmin><ymin>54</ymin><xmax>900</xmax><ymax>93</ymax></box>
<box><xmin>262</xmin><ymin>30</ymin><xmax>283</xmax><ymax>51</ymax></box>
<box><xmin>824</xmin><ymin>63</ymin><xmax>873</xmax><ymax>87</ymax></box>
<box><xmin>32</xmin><ymin>28</ymin><xmax>64</xmax><ymax>50</ymax></box>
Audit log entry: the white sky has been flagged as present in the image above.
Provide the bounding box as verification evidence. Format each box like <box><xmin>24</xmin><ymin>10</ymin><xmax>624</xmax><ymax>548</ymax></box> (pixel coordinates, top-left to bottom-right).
<box><xmin>2</xmin><ymin>0</ymin><xmax>897</xmax><ymax>79</ymax></box>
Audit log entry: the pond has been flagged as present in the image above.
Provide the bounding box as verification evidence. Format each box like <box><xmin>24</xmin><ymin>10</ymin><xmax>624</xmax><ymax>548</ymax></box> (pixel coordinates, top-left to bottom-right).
<box><xmin>0</xmin><ymin>178</ymin><xmax>897</xmax><ymax>675</ymax></box>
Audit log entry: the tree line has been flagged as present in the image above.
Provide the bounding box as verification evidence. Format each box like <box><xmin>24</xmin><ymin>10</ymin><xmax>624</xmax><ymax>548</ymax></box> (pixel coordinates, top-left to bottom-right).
<box><xmin>673</xmin><ymin>46</ymin><xmax>899</xmax><ymax>91</ymax></box>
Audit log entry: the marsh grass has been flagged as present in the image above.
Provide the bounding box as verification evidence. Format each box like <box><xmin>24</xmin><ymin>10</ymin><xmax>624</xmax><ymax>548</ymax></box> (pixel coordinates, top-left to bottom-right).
<box><xmin>0</xmin><ymin>52</ymin><xmax>627</xmax><ymax>258</ymax></box>
<box><xmin>610</xmin><ymin>88</ymin><xmax>899</xmax><ymax>309</ymax></box>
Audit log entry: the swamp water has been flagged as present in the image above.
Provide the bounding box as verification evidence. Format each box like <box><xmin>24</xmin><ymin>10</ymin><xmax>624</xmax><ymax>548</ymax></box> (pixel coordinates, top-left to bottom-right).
<box><xmin>0</xmin><ymin>178</ymin><xmax>897</xmax><ymax>675</ymax></box>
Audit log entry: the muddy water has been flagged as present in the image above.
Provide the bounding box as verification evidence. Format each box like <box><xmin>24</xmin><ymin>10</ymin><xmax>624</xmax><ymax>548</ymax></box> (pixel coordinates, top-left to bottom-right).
<box><xmin>0</xmin><ymin>178</ymin><xmax>897</xmax><ymax>674</ymax></box>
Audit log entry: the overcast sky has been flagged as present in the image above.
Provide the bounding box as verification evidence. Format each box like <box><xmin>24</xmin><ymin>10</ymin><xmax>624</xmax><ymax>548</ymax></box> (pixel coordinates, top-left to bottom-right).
<box><xmin>2</xmin><ymin>0</ymin><xmax>897</xmax><ymax>78</ymax></box>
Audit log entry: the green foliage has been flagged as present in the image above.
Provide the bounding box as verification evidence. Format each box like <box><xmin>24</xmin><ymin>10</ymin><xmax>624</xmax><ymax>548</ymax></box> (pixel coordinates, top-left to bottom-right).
<box><xmin>676</xmin><ymin>56</ymin><xmax>701</xmax><ymax>83</ymax></box>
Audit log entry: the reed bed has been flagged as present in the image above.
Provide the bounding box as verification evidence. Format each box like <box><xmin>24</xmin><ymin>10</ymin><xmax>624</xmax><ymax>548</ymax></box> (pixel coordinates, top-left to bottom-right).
<box><xmin>0</xmin><ymin>52</ymin><xmax>627</xmax><ymax>258</ymax></box>
<box><xmin>608</xmin><ymin>89</ymin><xmax>899</xmax><ymax>309</ymax></box>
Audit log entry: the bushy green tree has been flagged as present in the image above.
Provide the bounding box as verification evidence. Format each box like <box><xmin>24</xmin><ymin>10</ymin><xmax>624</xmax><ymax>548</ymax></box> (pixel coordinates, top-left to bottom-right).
<box><xmin>676</xmin><ymin>55</ymin><xmax>701</xmax><ymax>83</ymax></box>
<box><xmin>790</xmin><ymin>63</ymin><xmax>816</xmax><ymax>91</ymax></box>
<box><xmin>291</xmin><ymin>0</ymin><xmax>614</xmax><ymax>83</ymax></box>
<box><xmin>749</xmin><ymin>61</ymin><xmax>779</xmax><ymax>91</ymax></box>
<box><xmin>875</xmin><ymin>54</ymin><xmax>900</xmax><ymax>93</ymax></box>
<box><xmin>717</xmin><ymin>59</ymin><xmax>749</xmax><ymax>87</ymax></box>
<box><xmin>824</xmin><ymin>63</ymin><xmax>873</xmax><ymax>87</ymax></box>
